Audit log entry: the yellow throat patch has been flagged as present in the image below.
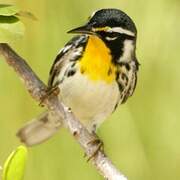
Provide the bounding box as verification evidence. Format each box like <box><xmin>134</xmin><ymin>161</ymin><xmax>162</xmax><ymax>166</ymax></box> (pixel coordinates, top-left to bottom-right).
<box><xmin>79</xmin><ymin>36</ymin><xmax>116</xmax><ymax>83</ymax></box>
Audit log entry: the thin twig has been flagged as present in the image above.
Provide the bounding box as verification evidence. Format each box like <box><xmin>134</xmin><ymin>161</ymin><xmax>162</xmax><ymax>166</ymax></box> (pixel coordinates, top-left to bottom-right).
<box><xmin>0</xmin><ymin>43</ymin><xmax>128</xmax><ymax>180</ymax></box>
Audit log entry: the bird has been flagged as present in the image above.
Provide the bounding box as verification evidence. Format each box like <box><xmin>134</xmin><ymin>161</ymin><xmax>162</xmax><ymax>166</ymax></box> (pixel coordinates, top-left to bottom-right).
<box><xmin>17</xmin><ymin>8</ymin><xmax>139</xmax><ymax>146</ymax></box>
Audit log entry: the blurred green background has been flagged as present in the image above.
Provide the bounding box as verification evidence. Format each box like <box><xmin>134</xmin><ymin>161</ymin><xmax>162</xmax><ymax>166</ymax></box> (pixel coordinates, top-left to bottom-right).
<box><xmin>0</xmin><ymin>0</ymin><xmax>180</xmax><ymax>179</ymax></box>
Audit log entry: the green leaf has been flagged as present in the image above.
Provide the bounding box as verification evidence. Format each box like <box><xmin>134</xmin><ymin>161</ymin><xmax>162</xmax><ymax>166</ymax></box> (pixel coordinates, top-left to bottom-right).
<box><xmin>2</xmin><ymin>145</ymin><xmax>28</xmax><ymax>180</ymax></box>
<box><xmin>0</xmin><ymin>16</ymin><xmax>25</xmax><ymax>43</ymax></box>
<box><xmin>0</xmin><ymin>4</ymin><xmax>19</xmax><ymax>16</ymax></box>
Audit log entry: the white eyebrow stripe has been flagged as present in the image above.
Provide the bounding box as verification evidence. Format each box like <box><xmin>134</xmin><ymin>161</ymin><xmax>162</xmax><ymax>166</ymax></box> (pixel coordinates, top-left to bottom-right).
<box><xmin>109</xmin><ymin>27</ymin><xmax>135</xmax><ymax>36</ymax></box>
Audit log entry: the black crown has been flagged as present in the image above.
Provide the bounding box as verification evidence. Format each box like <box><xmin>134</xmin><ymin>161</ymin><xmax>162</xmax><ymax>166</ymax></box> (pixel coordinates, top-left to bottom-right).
<box><xmin>88</xmin><ymin>9</ymin><xmax>137</xmax><ymax>34</ymax></box>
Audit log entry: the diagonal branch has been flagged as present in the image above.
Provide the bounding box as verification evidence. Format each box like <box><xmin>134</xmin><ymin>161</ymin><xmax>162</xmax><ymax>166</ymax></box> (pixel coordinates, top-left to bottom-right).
<box><xmin>0</xmin><ymin>43</ymin><xmax>127</xmax><ymax>180</ymax></box>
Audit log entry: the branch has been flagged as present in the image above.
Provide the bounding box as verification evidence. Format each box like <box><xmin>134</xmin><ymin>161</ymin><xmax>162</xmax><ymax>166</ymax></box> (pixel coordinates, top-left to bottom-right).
<box><xmin>0</xmin><ymin>43</ymin><xmax>127</xmax><ymax>180</ymax></box>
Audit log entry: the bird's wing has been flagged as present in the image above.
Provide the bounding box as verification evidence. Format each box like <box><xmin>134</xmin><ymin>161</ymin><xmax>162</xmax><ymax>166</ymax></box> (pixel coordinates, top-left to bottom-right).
<box><xmin>48</xmin><ymin>35</ymin><xmax>88</xmax><ymax>87</ymax></box>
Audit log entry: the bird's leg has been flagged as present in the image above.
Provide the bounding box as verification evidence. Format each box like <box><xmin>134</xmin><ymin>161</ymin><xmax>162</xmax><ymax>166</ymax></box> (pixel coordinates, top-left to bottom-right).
<box><xmin>85</xmin><ymin>133</ymin><xmax>104</xmax><ymax>162</ymax></box>
<box><xmin>39</xmin><ymin>86</ymin><xmax>60</xmax><ymax>106</ymax></box>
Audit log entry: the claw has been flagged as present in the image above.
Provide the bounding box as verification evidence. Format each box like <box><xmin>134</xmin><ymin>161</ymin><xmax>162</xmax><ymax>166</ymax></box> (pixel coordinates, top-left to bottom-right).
<box><xmin>39</xmin><ymin>86</ymin><xmax>60</xmax><ymax>107</ymax></box>
<box><xmin>86</xmin><ymin>136</ymin><xmax>104</xmax><ymax>162</ymax></box>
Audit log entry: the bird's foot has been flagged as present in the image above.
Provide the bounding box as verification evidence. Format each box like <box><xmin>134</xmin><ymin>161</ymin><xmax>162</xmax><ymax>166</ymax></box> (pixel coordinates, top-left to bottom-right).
<box><xmin>85</xmin><ymin>135</ymin><xmax>104</xmax><ymax>162</ymax></box>
<box><xmin>39</xmin><ymin>86</ymin><xmax>60</xmax><ymax>107</ymax></box>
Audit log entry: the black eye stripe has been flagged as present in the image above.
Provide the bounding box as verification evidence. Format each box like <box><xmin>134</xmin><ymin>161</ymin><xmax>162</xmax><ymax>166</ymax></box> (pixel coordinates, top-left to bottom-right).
<box><xmin>99</xmin><ymin>31</ymin><xmax>118</xmax><ymax>37</ymax></box>
<box><xmin>106</xmin><ymin>32</ymin><xmax>119</xmax><ymax>37</ymax></box>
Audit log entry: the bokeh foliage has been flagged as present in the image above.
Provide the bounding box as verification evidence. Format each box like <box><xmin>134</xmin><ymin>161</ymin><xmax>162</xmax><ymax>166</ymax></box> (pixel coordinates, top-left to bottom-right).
<box><xmin>0</xmin><ymin>4</ymin><xmax>24</xmax><ymax>43</ymax></box>
<box><xmin>0</xmin><ymin>0</ymin><xmax>180</xmax><ymax>180</ymax></box>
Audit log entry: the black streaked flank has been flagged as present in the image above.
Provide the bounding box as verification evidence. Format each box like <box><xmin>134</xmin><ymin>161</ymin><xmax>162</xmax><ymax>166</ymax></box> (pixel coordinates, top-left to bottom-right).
<box><xmin>118</xmin><ymin>82</ymin><xmax>124</xmax><ymax>92</ymax></box>
<box><xmin>71</xmin><ymin>62</ymin><xmax>76</xmax><ymax>68</ymax></box>
<box><xmin>121</xmin><ymin>73</ymin><xmax>129</xmax><ymax>85</ymax></box>
<box><xmin>67</xmin><ymin>68</ymin><xmax>76</xmax><ymax>77</ymax></box>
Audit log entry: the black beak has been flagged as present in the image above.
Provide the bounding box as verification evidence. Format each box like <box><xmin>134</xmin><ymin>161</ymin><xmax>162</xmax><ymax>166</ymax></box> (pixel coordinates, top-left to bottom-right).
<box><xmin>67</xmin><ymin>25</ymin><xmax>96</xmax><ymax>35</ymax></box>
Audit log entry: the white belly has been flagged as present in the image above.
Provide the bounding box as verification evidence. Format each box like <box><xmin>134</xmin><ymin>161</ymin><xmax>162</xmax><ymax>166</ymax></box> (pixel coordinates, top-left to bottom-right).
<box><xmin>59</xmin><ymin>71</ymin><xmax>120</xmax><ymax>132</ymax></box>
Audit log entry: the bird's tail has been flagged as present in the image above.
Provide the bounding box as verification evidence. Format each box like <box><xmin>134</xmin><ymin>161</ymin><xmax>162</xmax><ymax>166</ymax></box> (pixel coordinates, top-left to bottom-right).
<box><xmin>17</xmin><ymin>111</ymin><xmax>62</xmax><ymax>146</ymax></box>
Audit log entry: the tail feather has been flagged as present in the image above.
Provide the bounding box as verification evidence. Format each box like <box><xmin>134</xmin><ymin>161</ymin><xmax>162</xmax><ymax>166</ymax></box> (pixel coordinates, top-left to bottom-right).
<box><xmin>17</xmin><ymin>112</ymin><xmax>62</xmax><ymax>146</ymax></box>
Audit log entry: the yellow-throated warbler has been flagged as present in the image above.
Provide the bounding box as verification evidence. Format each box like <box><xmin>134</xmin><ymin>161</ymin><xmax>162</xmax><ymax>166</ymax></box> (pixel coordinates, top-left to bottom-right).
<box><xmin>17</xmin><ymin>8</ymin><xmax>139</xmax><ymax>146</ymax></box>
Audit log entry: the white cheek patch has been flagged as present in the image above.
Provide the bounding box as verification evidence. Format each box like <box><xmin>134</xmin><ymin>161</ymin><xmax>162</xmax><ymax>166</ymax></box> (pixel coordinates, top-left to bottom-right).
<box><xmin>120</xmin><ymin>40</ymin><xmax>134</xmax><ymax>62</ymax></box>
<box><xmin>110</xmin><ymin>27</ymin><xmax>135</xmax><ymax>37</ymax></box>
